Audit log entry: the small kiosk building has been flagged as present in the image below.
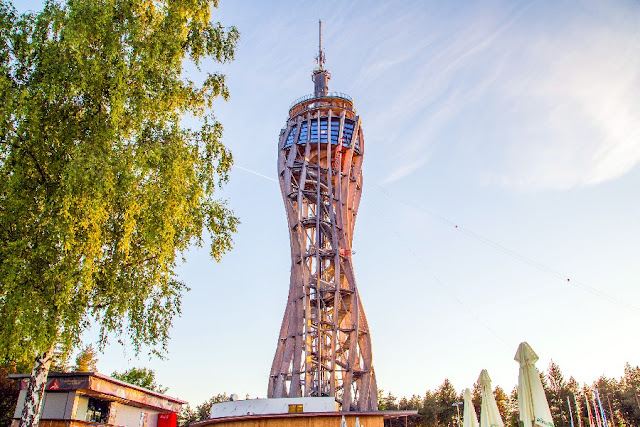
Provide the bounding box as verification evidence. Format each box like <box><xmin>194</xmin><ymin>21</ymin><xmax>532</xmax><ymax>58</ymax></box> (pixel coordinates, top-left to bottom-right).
<box><xmin>9</xmin><ymin>372</ymin><xmax>185</xmax><ymax>427</ymax></box>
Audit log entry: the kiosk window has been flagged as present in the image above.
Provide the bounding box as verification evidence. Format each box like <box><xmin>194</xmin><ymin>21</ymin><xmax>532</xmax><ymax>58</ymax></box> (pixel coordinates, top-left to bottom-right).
<box><xmin>86</xmin><ymin>397</ymin><xmax>110</xmax><ymax>424</ymax></box>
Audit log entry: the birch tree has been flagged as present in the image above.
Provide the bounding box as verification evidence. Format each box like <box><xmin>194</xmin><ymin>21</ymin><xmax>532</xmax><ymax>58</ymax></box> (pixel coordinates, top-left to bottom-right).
<box><xmin>0</xmin><ymin>0</ymin><xmax>239</xmax><ymax>425</ymax></box>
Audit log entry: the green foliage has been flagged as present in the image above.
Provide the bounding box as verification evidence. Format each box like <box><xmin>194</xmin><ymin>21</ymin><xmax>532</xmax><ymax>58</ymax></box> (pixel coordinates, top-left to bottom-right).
<box><xmin>111</xmin><ymin>367</ymin><xmax>167</xmax><ymax>394</ymax></box>
<box><xmin>378</xmin><ymin>390</ymin><xmax>398</xmax><ymax>411</ymax></box>
<box><xmin>419</xmin><ymin>391</ymin><xmax>439</xmax><ymax>426</ymax></box>
<box><xmin>619</xmin><ymin>363</ymin><xmax>640</xmax><ymax>424</ymax></box>
<box><xmin>0</xmin><ymin>0</ymin><xmax>238</xmax><ymax>368</ymax></box>
<box><xmin>49</xmin><ymin>345</ymin><xmax>72</xmax><ymax>373</ymax></box>
<box><xmin>545</xmin><ymin>360</ymin><xmax>571</xmax><ymax>426</ymax></box>
<box><xmin>179</xmin><ymin>393</ymin><xmax>229</xmax><ymax>425</ymax></box>
<box><xmin>435</xmin><ymin>379</ymin><xmax>458</xmax><ymax>425</ymax></box>
<box><xmin>74</xmin><ymin>344</ymin><xmax>98</xmax><ymax>372</ymax></box>
<box><xmin>506</xmin><ymin>386</ymin><xmax>519</xmax><ymax>427</ymax></box>
<box><xmin>493</xmin><ymin>385</ymin><xmax>510</xmax><ymax>422</ymax></box>
<box><xmin>0</xmin><ymin>365</ymin><xmax>19</xmax><ymax>427</ymax></box>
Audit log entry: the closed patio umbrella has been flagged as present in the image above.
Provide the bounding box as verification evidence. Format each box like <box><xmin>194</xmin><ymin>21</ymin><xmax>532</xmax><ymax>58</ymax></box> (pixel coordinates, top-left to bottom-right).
<box><xmin>479</xmin><ymin>369</ymin><xmax>504</xmax><ymax>427</ymax></box>
<box><xmin>515</xmin><ymin>342</ymin><xmax>554</xmax><ymax>427</ymax></box>
<box><xmin>463</xmin><ymin>388</ymin><xmax>480</xmax><ymax>427</ymax></box>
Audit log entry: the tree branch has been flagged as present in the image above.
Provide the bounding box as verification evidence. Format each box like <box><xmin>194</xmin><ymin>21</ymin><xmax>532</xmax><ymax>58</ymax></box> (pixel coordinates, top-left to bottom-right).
<box><xmin>20</xmin><ymin>145</ymin><xmax>48</xmax><ymax>186</ymax></box>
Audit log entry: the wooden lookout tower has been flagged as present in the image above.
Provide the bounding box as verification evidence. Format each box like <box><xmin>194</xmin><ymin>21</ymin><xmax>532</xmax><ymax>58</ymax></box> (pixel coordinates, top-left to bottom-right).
<box><xmin>268</xmin><ymin>21</ymin><xmax>377</xmax><ymax>412</ymax></box>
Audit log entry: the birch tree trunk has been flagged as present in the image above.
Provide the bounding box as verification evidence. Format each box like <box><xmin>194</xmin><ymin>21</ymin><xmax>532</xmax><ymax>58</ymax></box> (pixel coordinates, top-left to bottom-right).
<box><xmin>19</xmin><ymin>344</ymin><xmax>55</xmax><ymax>427</ymax></box>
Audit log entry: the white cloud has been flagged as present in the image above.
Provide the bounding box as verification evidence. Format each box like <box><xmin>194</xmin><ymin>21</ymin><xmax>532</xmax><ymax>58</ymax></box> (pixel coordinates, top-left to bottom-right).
<box><xmin>381</xmin><ymin>155</ymin><xmax>430</xmax><ymax>185</ymax></box>
<box><xmin>488</xmin><ymin>12</ymin><xmax>640</xmax><ymax>190</ymax></box>
<box><xmin>351</xmin><ymin>1</ymin><xmax>640</xmax><ymax>190</ymax></box>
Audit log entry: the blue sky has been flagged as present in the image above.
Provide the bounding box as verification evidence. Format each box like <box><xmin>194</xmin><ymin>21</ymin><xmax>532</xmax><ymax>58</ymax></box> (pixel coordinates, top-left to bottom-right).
<box><xmin>16</xmin><ymin>0</ymin><xmax>640</xmax><ymax>406</ymax></box>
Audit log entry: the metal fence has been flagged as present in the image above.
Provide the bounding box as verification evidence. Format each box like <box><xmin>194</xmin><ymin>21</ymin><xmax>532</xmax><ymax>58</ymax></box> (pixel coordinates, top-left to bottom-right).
<box><xmin>289</xmin><ymin>92</ymin><xmax>353</xmax><ymax>110</ymax></box>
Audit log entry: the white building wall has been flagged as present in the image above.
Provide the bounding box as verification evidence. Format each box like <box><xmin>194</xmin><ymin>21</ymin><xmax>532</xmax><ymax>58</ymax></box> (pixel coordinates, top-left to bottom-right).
<box><xmin>210</xmin><ymin>397</ymin><xmax>338</xmax><ymax>418</ymax></box>
<box><xmin>112</xmin><ymin>402</ymin><xmax>161</xmax><ymax>427</ymax></box>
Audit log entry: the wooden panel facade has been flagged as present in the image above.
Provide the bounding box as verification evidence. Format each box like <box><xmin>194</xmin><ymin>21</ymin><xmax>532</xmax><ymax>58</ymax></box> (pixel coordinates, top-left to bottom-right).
<box><xmin>194</xmin><ymin>413</ymin><xmax>386</xmax><ymax>427</ymax></box>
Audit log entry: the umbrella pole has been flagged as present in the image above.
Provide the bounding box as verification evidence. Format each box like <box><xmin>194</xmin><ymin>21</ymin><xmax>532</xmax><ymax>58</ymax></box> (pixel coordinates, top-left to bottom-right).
<box><xmin>567</xmin><ymin>397</ymin><xmax>575</xmax><ymax>427</ymax></box>
<box><xmin>592</xmin><ymin>392</ymin><xmax>602</xmax><ymax>427</ymax></box>
<box><xmin>573</xmin><ymin>393</ymin><xmax>583</xmax><ymax>427</ymax></box>
<box><xmin>595</xmin><ymin>390</ymin><xmax>609</xmax><ymax>427</ymax></box>
<box><xmin>585</xmin><ymin>392</ymin><xmax>595</xmax><ymax>427</ymax></box>
<box><xmin>452</xmin><ymin>401</ymin><xmax>462</xmax><ymax>427</ymax></box>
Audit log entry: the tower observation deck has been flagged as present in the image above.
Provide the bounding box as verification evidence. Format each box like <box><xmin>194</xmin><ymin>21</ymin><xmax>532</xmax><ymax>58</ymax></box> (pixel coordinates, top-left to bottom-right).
<box><xmin>268</xmin><ymin>21</ymin><xmax>377</xmax><ymax>412</ymax></box>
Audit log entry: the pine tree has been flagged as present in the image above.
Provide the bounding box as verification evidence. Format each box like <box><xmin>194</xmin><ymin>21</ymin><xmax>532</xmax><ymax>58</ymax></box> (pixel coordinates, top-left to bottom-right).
<box><xmin>566</xmin><ymin>377</ymin><xmax>582</xmax><ymax>427</ymax></box>
<box><xmin>435</xmin><ymin>379</ymin><xmax>458</xmax><ymax>426</ymax></box>
<box><xmin>619</xmin><ymin>364</ymin><xmax>640</xmax><ymax>425</ymax></box>
<box><xmin>546</xmin><ymin>360</ymin><xmax>570</xmax><ymax>426</ymax></box>
<box><xmin>419</xmin><ymin>390</ymin><xmax>439</xmax><ymax>427</ymax></box>
<box><xmin>74</xmin><ymin>345</ymin><xmax>98</xmax><ymax>372</ymax></box>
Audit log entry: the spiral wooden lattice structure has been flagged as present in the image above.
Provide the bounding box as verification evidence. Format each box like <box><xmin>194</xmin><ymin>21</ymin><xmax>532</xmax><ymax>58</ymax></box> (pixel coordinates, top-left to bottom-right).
<box><xmin>268</xmin><ymin>21</ymin><xmax>377</xmax><ymax>412</ymax></box>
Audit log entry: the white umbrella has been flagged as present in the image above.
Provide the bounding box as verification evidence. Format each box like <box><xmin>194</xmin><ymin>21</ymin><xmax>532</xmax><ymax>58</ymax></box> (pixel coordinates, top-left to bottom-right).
<box><xmin>515</xmin><ymin>342</ymin><xmax>555</xmax><ymax>427</ymax></box>
<box><xmin>463</xmin><ymin>388</ymin><xmax>480</xmax><ymax>427</ymax></box>
<box><xmin>479</xmin><ymin>369</ymin><xmax>505</xmax><ymax>427</ymax></box>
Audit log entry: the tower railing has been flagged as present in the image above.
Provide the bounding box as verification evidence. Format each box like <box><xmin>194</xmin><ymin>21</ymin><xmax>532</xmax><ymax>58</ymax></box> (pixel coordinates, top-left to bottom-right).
<box><xmin>289</xmin><ymin>92</ymin><xmax>353</xmax><ymax>110</ymax></box>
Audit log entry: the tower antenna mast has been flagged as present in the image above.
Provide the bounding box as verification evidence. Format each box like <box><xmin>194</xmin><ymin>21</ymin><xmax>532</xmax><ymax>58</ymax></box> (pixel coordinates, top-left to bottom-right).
<box><xmin>317</xmin><ymin>20</ymin><xmax>325</xmax><ymax>69</ymax></box>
